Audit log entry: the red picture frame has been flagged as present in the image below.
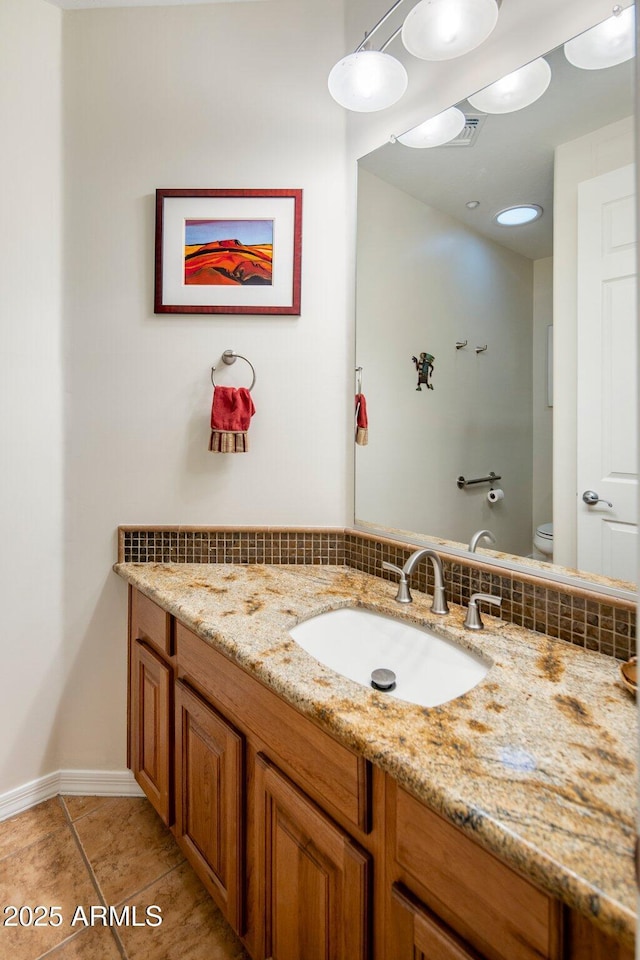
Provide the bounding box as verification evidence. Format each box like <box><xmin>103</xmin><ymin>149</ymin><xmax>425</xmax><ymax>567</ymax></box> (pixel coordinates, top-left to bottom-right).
<box><xmin>154</xmin><ymin>188</ymin><xmax>302</xmax><ymax>315</ymax></box>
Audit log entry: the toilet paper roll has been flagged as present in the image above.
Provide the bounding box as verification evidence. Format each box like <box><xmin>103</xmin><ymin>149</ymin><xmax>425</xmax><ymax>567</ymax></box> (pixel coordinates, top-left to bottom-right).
<box><xmin>488</xmin><ymin>488</ymin><xmax>504</xmax><ymax>504</ymax></box>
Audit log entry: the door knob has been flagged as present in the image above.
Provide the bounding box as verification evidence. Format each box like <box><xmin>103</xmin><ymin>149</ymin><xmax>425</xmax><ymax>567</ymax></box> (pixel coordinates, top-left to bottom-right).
<box><xmin>582</xmin><ymin>490</ymin><xmax>613</xmax><ymax>508</ymax></box>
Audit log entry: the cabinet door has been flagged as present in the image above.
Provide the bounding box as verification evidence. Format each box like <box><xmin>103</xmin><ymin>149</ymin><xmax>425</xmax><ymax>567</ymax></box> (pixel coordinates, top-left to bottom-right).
<box><xmin>390</xmin><ymin>883</ymin><xmax>485</xmax><ymax>960</ymax></box>
<box><xmin>254</xmin><ymin>753</ymin><xmax>371</xmax><ymax>960</ymax></box>
<box><xmin>130</xmin><ymin>639</ymin><xmax>172</xmax><ymax>825</ymax></box>
<box><xmin>566</xmin><ymin>911</ymin><xmax>634</xmax><ymax>960</ymax></box>
<box><xmin>175</xmin><ymin>681</ymin><xmax>244</xmax><ymax>934</ymax></box>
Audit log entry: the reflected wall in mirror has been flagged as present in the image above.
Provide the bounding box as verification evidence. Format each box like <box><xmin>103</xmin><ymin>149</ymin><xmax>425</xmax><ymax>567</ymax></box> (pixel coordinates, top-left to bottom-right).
<box><xmin>355</xmin><ymin>13</ymin><xmax>637</xmax><ymax>592</ymax></box>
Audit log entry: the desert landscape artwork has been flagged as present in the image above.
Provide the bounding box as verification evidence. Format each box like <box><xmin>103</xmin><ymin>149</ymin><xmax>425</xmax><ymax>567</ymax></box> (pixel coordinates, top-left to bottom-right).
<box><xmin>184</xmin><ymin>218</ymin><xmax>274</xmax><ymax>286</ymax></box>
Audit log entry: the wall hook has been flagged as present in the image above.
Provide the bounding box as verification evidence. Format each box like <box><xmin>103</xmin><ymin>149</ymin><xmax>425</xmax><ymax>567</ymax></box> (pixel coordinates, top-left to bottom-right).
<box><xmin>475</xmin><ymin>344</ymin><xmax>488</xmax><ymax>353</ymax></box>
<box><xmin>455</xmin><ymin>340</ymin><xmax>468</xmax><ymax>350</ymax></box>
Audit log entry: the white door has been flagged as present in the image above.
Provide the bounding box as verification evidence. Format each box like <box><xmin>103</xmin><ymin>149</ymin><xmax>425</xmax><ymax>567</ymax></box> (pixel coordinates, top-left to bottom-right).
<box><xmin>576</xmin><ymin>163</ymin><xmax>637</xmax><ymax>582</ymax></box>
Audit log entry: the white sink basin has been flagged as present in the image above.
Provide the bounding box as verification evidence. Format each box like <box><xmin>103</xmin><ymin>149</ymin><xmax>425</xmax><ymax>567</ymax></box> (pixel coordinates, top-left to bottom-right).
<box><xmin>289</xmin><ymin>608</ymin><xmax>489</xmax><ymax>708</ymax></box>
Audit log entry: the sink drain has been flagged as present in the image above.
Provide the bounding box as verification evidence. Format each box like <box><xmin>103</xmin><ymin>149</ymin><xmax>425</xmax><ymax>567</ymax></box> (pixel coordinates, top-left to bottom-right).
<box><xmin>371</xmin><ymin>668</ymin><xmax>397</xmax><ymax>692</ymax></box>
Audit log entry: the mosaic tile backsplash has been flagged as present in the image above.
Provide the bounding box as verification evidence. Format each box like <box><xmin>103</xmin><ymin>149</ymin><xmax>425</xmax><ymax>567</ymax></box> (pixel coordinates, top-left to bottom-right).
<box><xmin>119</xmin><ymin>527</ymin><xmax>636</xmax><ymax>662</ymax></box>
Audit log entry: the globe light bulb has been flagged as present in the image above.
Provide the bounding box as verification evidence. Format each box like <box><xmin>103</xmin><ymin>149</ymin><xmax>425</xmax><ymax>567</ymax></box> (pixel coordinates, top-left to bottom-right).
<box><xmin>402</xmin><ymin>0</ymin><xmax>499</xmax><ymax>61</ymax></box>
<box><xmin>564</xmin><ymin>5</ymin><xmax>635</xmax><ymax>70</ymax></box>
<box><xmin>467</xmin><ymin>58</ymin><xmax>551</xmax><ymax>114</ymax></box>
<box><xmin>397</xmin><ymin>107</ymin><xmax>466</xmax><ymax>148</ymax></box>
<box><xmin>328</xmin><ymin>51</ymin><xmax>408</xmax><ymax>112</ymax></box>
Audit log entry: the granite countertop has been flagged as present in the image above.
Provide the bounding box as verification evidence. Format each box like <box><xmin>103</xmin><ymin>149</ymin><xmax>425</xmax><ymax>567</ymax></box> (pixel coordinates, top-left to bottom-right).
<box><xmin>115</xmin><ymin>562</ymin><xmax>637</xmax><ymax>947</ymax></box>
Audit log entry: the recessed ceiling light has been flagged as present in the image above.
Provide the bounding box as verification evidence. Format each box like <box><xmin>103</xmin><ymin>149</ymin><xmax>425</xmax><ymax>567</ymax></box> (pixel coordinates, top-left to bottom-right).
<box><xmin>466</xmin><ymin>200</ymin><xmax>480</xmax><ymax>209</ymax></box>
<box><xmin>495</xmin><ymin>204</ymin><xmax>543</xmax><ymax>226</ymax></box>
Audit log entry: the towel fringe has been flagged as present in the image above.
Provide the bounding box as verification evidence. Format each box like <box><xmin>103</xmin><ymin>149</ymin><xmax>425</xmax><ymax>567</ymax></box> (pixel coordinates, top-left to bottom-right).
<box><xmin>209</xmin><ymin>430</ymin><xmax>249</xmax><ymax>453</ymax></box>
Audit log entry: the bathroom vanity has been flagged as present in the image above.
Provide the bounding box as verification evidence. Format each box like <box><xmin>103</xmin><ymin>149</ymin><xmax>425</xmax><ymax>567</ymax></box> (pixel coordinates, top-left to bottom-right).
<box><xmin>116</xmin><ymin>560</ymin><xmax>635</xmax><ymax>960</ymax></box>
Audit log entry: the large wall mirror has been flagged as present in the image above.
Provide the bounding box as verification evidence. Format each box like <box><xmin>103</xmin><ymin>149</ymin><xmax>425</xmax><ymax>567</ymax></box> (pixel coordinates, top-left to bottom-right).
<box><xmin>355</xmin><ymin>9</ymin><xmax>637</xmax><ymax>600</ymax></box>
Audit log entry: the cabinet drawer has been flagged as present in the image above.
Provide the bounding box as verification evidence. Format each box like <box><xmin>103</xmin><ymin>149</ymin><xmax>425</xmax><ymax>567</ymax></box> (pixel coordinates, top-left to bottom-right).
<box><xmin>391</xmin><ymin>883</ymin><xmax>484</xmax><ymax>960</ymax></box>
<box><xmin>392</xmin><ymin>783</ymin><xmax>561</xmax><ymax>960</ymax></box>
<box><xmin>131</xmin><ymin>589</ymin><xmax>172</xmax><ymax>658</ymax></box>
<box><xmin>176</xmin><ymin>621</ymin><xmax>371</xmax><ymax>833</ymax></box>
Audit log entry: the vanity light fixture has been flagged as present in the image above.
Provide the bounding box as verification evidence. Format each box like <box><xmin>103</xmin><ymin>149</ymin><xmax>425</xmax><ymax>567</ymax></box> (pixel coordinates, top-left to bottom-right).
<box><xmin>394</xmin><ymin>106</ymin><xmax>466</xmax><ymax>147</ymax></box>
<box><xmin>328</xmin><ymin>0</ymin><xmax>502</xmax><ymax>112</ymax></box>
<box><xmin>564</xmin><ymin>4</ymin><xmax>635</xmax><ymax>70</ymax></box>
<box><xmin>495</xmin><ymin>204</ymin><xmax>543</xmax><ymax>226</ymax></box>
<box><xmin>467</xmin><ymin>57</ymin><xmax>551</xmax><ymax>113</ymax></box>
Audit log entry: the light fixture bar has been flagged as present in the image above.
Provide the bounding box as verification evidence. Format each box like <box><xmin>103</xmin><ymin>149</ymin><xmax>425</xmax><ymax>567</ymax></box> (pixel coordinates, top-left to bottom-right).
<box><xmin>380</xmin><ymin>26</ymin><xmax>403</xmax><ymax>52</ymax></box>
<box><xmin>355</xmin><ymin>0</ymin><xmax>410</xmax><ymax>52</ymax></box>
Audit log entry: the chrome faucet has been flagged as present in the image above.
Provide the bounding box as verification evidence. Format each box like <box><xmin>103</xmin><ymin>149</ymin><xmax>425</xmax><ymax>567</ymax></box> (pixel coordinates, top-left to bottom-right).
<box><xmin>464</xmin><ymin>592</ymin><xmax>502</xmax><ymax>630</ymax></box>
<box><xmin>468</xmin><ymin>529</ymin><xmax>496</xmax><ymax>553</ymax></box>
<box><xmin>382</xmin><ymin>549</ymin><xmax>449</xmax><ymax>614</ymax></box>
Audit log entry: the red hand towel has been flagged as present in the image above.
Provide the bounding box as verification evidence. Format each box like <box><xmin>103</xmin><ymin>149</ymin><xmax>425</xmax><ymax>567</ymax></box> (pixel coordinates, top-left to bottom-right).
<box><xmin>355</xmin><ymin>393</ymin><xmax>368</xmax><ymax>446</ymax></box>
<box><xmin>209</xmin><ymin>386</ymin><xmax>256</xmax><ymax>453</ymax></box>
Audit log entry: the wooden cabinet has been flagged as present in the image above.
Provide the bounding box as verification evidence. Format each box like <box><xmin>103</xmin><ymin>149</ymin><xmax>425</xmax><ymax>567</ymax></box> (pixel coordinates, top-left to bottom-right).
<box><xmin>387</xmin><ymin>779</ymin><xmax>562</xmax><ymax>960</ymax></box>
<box><xmin>565</xmin><ymin>912</ymin><xmax>635</xmax><ymax>960</ymax></box>
<box><xmin>126</xmin><ymin>587</ymin><xmax>633</xmax><ymax>960</ymax></box>
<box><xmin>174</xmin><ymin>680</ymin><xmax>244</xmax><ymax>934</ymax></box>
<box><xmin>176</xmin><ymin>620</ymin><xmax>371</xmax><ymax>834</ymax></box>
<box><xmin>390</xmin><ymin>883</ymin><xmax>484</xmax><ymax>960</ymax></box>
<box><xmin>130</xmin><ymin>639</ymin><xmax>172</xmax><ymax>826</ymax></box>
<box><xmin>254</xmin><ymin>753</ymin><xmax>371</xmax><ymax>960</ymax></box>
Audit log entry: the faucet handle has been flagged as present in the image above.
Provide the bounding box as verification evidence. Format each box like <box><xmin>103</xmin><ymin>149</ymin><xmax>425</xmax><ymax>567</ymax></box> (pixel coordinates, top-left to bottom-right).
<box><xmin>464</xmin><ymin>592</ymin><xmax>502</xmax><ymax>630</ymax></box>
<box><xmin>381</xmin><ymin>561</ymin><xmax>412</xmax><ymax>603</ymax></box>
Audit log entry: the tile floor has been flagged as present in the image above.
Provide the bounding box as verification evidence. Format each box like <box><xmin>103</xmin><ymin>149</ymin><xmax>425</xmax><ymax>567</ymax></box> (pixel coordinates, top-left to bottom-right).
<box><xmin>0</xmin><ymin>796</ymin><xmax>250</xmax><ymax>960</ymax></box>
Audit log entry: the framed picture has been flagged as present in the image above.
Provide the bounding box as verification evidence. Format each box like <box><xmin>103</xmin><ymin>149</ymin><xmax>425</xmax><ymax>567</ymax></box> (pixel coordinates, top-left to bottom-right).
<box><xmin>154</xmin><ymin>188</ymin><xmax>302</xmax><ymax>315</ymax></box>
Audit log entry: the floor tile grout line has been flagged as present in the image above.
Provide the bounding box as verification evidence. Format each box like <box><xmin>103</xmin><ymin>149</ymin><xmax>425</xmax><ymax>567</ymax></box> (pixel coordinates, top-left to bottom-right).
<box><xmin>63</xmin><ymin>801</ymin><xmax>129</xmax><ymax>960</ymax></box>
<box><xmin>0</xmin><ymin>823</ymin><xmax>72</xmax><ymax>867</ymax></box>
<box><xmin>113</xmin><ymin>859</ymin><xmax>187</xmax><ymax>910</ymax></box>
<box><xmin>24</xmin><ymin>801</ymin><xmax>98</xmax><ymax>960</ymax></box>
<box><xmin>59</xmin><ymin>795</ymin><xmax>110</xmax><ymax>826</ymax></box>
<box><xmin>35</xmin><ymin>924</ymin><xmax>124</xmax><ymax>960</ymax></box>
<box><xmin>0</xmin><ymin>796</ymin><xmax>71</xmax><ymax>866</ymax></box>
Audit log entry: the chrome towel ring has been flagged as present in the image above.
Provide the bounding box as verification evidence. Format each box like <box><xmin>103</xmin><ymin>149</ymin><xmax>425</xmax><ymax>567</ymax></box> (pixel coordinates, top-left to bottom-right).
<box><xmin>211</xmin><ymin>350</ymin><xmax>256</xmax><ymax>391</ymax></box>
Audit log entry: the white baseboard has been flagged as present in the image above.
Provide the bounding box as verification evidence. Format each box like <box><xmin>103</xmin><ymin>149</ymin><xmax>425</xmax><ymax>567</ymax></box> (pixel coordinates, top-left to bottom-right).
<box><xmin>0</xmin><ymin>769</ymin><xmax>144</xmax><ymax>822</ymax></box>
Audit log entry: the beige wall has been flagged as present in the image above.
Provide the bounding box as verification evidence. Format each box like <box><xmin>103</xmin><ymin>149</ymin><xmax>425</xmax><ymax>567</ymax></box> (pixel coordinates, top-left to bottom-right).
<box><xmin>552</xmin><ymin>115</ymin><xmax>634</xmax><ymax>567</ymax></box>
<box><xmin>58</xmin><ymin>0</ymin><xmax>349</xmax><ymax>774</ymax></box>
<box><xmin>355</xmin><ymin>169</ymin><xmax>534</xmax><ymax>557</ymax></box>
<box><xmin>0</xmin><ymin>0</ymin><xmax>63</xmax><ymax>794</ymax></box>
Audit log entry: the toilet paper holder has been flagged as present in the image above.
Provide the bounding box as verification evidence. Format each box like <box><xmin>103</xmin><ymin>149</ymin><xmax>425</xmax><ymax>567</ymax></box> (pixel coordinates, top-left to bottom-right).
<box><xmin>457</xmin><ymin>471</ymin><xmax>501</xmax><ymax>490</ymax></box>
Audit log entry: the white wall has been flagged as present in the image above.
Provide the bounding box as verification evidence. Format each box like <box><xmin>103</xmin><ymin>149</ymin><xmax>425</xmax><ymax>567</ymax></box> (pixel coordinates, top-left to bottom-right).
<box><xmin>0</xmin><ymin>0</ymin><xmax>64</xmax><ymax>793</ymax></box>
<box><xmin>532</xmin><ymin>258</ymin><xmax>553</xmax><ymax>535</ymax></box>
<box><xmin>355</xmin><ymin>170</ymin><xmax>533</xmax><ymax>556</ymax></box>
<box><xmin>553</xmin><ymin>116</ymin><xmax>634</xmax><ymax>567</ymax></box>
<box><xmin>58</xmin><ymin>0</ymin><xmax>349</xmax><ymax>772</ymax></box>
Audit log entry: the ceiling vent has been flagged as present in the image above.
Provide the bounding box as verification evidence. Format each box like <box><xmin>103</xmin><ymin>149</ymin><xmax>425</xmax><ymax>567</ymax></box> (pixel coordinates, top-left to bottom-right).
<box><xmin>442</xmin><ymin>114</ymin><xmax>486</xmax><ymax>147</ymax></box>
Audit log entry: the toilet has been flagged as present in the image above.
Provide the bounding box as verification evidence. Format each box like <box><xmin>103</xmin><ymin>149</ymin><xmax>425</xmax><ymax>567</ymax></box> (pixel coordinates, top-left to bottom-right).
<box><xmin>533</xmin><ymin>522</ymin><xmax>553</xmax><ymax>561</ymax></box>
